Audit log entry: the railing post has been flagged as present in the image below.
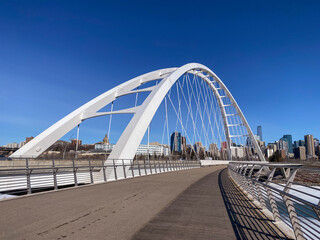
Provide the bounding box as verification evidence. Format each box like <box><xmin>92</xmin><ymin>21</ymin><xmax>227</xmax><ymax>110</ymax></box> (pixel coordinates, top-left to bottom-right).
<box><xmin>265</xmin><ymin>168</ymin><xmax>281</xmax><ymax>223</ymax></box>
<box><xmin>72</xmin><ymin>158</ymin><xmax>78</xmax><ymax>186</ymax></box>
<box><xmin>89</xmin><ymin>159</ymin><xmax>93</xmax><ymax>184</ymax></box>
<box><xmin>149</xmin><ymin>160</ymin><xmax>152</xmax><ymax>174</ymax></box>
<box><xmin>255</xmin><ymin>166</ymin><xmax>266</xmax><ymax>209</ymax></box>
<box><xmin>113</xmin><ymin>159</ymin><xmax>117</xmax><ymax>180</ymax></box>
<box><xmin>144</xmin><ymin>160</ymin><xmax>147</xmax><ymax>175</ymax></box>
<box><xmin>282</xmin><ymin>168</ymin><xmax>305</xmax><ymax>240</ymax></box>
<box><xmin>122</xmin><ymin>159</ymin><xmax>127</xmax><ymax>179</ymax></box>
<box><xmin>52</xmin><ymin>158</ymin><xmax>58</xmax><ymax>190</ymax></box>
<box><xmin>247</xmin><ymin>165</ymin><xmax>257</xmax><ymax>201</ymax></box>
<box><xmin>240</xmin><ymin>165</ymin><xmax>249</xmax><ymax>192</ymax></box>
<box><xmin>137</xmin><ymin>159</ymin><xmax>141</xmax><ymax>176</ymax></box>
<box><xmin>102</xmin><ymin>159</ymin><xmax>107</xmax><ymax>182</ymax></box>
<box><xmin>158</xmin><ymin>159</ymin><xmax>161</xmax><ymax>173</ymax></box>
<box><xmin>154</xmin><ymin>160</ymin><xmax>157</xmax><ymax>174</ymax></box>
<box><xmin>131</xmin><ymin>160</ymin><xmax>135</xmax><ymax>178</ymax></box>
<box><xmin>26</xmin><ymin>158</ymin><xmax>32</xmax><ymax>194</ymax></box>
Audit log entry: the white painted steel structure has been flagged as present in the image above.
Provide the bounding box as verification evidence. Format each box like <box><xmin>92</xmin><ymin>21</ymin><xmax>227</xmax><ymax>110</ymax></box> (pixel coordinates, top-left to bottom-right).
<box><xmin>11</xmin><ymin>63</ymin><xmax>265</xmax><ymax>162</ymax></box>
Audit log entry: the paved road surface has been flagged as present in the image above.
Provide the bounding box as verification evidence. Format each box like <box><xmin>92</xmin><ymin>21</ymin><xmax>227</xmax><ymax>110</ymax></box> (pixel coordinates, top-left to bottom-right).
<box><xmin>0</xmin><ymin>166</ymin><xmax>230</xmax><ymax>240</ymax></box>
<box><xmin>0</xmin><ymin>166</ymin><xmax>287</xmax><ymax>240</ymax></box>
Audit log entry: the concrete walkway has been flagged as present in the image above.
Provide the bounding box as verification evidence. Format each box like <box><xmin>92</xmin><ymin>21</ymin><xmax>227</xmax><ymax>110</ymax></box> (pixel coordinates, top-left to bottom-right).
<box><xmin>0</xmin><ymin>166</ymin><xmax>288</xmax><ymax>240</ymax></box>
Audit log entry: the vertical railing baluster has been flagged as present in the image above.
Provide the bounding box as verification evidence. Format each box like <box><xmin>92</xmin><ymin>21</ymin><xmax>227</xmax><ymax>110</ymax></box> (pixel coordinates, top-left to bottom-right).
<box><xmin>102</xmin><ymin>159</ymin><xmax>107</xmax><ymax>182</ymax></box>
<box><xmin>113</xmin><ymin>159</ymin><xmax>117</xmax><ymax>180</ymax></box>
<box><xmin>137</xmin><ymin>159</ymin><xmax>141</xmax><ymax>176</ymax></box>
<box><xmin>89</xmin><ymin>159</ymin><xmax>93</xmax><ymax>184</ymax></box>
<box><xmin>52</xmin><ymin>158</ymin><xmax>58</xmax><ymax>190</ymax></box>
<box><xmin>154</xmin><ymin>160</ymin><xmax>157</xmax><ymax>174</ymax></box>
<box><xmin>265</xmin><ymin>168</ymin><xmax>281</xmax><ymax>223</ymax></box>
<box><xmin>26</xmin><ymin>158</ymin><xmax>32</xmax><ymax>194</ymax></box>
<box><xmin>72</xmin><ymin>158</ymin><xmax>78</xmax><ymax>186</ymax></box>
<box><xmin>131</xmin><ymin>159</ymin><xmax>134</xmax><ymax>178</ymax></box>
<box><xmin>282</xmin><ymin>168</ymin><xmax>305</xmax><ymax>240</ymax></box>
<box><xmin>122</xmin><ymin>159</ymin><xmax>126</xmax><ymax>179</ymax></box>
<box><xmin>158</xmin><ymin>159</ymin><xmax>161</xmax><ymax>173</ymax></box>
<box><xmin>255</xmin><ymin>167</ymin><xmax>266</xmax><ymax>209</ymax></box>
<box><xmin>144</xmin><ymin>160</ymin><xmax>147</xmax><ymax>175</ymax></box>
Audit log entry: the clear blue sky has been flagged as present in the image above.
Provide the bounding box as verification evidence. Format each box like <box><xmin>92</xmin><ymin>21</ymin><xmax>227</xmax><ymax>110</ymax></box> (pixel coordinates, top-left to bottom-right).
<box><xmin>0</xmin><ymin>0</ymin><xmax>319</xmax><ymax>146</ymax></box>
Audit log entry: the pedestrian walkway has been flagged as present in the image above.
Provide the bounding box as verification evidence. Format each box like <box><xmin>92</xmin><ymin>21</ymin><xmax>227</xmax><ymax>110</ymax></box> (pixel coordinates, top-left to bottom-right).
<box><xmin>0</xmin><ymin>166</ymin><xmax>289</xmax><ymax>240</ymax></box>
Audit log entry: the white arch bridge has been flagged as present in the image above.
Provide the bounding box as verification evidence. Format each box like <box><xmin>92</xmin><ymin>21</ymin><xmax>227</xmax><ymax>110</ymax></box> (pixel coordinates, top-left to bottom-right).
<box><xmin>11</xmin><ymin>63</ymin><xmax>265</xmax><ymax>163</ymax></box>
<box><xmin>5</xmin><ymin>64</ymin><xmax>320</xmax><ymax>240</ymax></box>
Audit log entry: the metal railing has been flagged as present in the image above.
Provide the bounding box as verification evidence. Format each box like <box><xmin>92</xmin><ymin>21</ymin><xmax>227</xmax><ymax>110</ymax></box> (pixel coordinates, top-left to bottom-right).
<box><xmin>228</xmin><ymin>161</ymin><xmax>320</xmax><ymax>240</ymax></box>
<box><xmin>0</xmin><ymin>158</ymin><xmax>200</xmax><ymax>196</ymax></box>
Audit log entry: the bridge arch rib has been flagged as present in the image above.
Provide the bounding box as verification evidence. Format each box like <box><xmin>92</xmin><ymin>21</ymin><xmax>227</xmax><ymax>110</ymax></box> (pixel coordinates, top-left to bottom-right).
<box><xmin>11</xmin><ymin>63</ymin><xmax>265</xmax><ymax>162</ymax></box>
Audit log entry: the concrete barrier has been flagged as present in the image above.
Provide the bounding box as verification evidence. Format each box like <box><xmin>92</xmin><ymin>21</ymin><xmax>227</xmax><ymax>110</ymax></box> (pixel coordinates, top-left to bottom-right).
<box><xmin>200</xmin><ymin>160</ymin><xmax>230</xmax><ymax>166</ymax></box>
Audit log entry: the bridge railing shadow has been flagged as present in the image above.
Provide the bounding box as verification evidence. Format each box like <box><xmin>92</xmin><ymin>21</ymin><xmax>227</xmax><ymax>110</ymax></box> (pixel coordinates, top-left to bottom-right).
<box><xmin>218</xmin><ymin>168</ymin><xmax>290</xmax><ymax>240</ymax></box>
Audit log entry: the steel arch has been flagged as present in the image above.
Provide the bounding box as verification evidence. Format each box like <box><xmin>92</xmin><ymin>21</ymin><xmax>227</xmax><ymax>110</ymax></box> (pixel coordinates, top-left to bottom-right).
<box><xmin>11</xmin><ymin>63</ymin><xmax>265</xmax><ymax>162</ymax></box>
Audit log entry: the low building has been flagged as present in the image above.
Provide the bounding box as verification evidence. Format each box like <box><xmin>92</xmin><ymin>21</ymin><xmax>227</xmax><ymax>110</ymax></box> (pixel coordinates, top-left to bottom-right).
<box><xmin>231</xmin><ymin>147</ymin><xmax>245</xmax><ymax>159</ymax></box>
<box><xmin>71</xmin><ymin>139</ymin><xmax>82</xmax><ymax>146</ymax></box>
<box><xmin>267</xmin><ymin>143</ymin><xmax>277</xmax><ymax>152</ymax></box>
<box><xmin>266</xmin><ymin>148</ymin><xmax>274</xmax><ymax>158</ymax></box>
<box><xmin>94</xmin><ymin>143</ymin><xmax>169</xmax><ymax>156</ymax></box>
<box><xmin>6</xmin><ymin>142</ymin><xmax>19</xmax><ymax>148</ymax></box>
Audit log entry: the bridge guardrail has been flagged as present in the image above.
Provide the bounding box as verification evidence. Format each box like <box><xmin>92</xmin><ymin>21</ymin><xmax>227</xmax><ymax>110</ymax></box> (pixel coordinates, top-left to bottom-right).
<box><xmin>228</xmin><ymin>161</ymin><xmax>320</xmax><ymax>240</ymax></box>
<box><xmin>0</xmin><ymin>158</ymin><xmax>200</xmax><ymax>197</ymax></box>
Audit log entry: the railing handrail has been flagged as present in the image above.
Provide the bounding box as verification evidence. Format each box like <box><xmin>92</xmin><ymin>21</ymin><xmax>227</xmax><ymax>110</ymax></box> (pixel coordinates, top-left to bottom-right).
<box><xmin>228</xmin><ymin>166</ymin><xmax>320</xmax><ymax>211</ymax></box>
<box><xmin>228</xmin><ymin>161</ymin><xmax>320</xmax><ymax>240</ymax></box>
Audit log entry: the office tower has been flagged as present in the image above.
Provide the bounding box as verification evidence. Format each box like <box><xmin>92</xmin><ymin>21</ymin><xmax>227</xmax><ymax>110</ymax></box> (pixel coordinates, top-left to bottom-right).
<box><xmin>282</xmin><ymin>135</ymin><xmax>293</xmax><ymax>153</ymax></box>
<box><xmin>257</xmin><ymin>126</ymin><xmax>262</xmax><ymax>141</ymax></box>
<box><xmin>181</xmin><ymin>136</ymin><xmax>187</xmax><ymax>154</ymax></box>
<box><xmin>298</xmin><ymin>140</ymin><xmax>305</xmax><ymax>147</ymax></box>
<box><xmin>170</xmin><ymin>132</ymin><xmax>181</xmax><ymax>152</ymax></box>
<box><xmin>277</xmin><ymin>139</ymin><xmax>288</xmax><ymax>156</ymax></box>
<box><xmin>294</xmin><ymin>146</ymin><xmax>306</xmax><ymax>160</ymax></box>
<box><xmin>304</xmin><ymin>135</ymin><xmax>315</xmax><ymax>159</ymax></box>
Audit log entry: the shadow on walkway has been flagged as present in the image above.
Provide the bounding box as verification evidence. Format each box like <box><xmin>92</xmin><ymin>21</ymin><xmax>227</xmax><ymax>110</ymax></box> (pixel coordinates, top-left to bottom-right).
<box><xmin>219</xmin><ymin>168</ymin><xmax>290</xmax><ymax>240</ymax></box>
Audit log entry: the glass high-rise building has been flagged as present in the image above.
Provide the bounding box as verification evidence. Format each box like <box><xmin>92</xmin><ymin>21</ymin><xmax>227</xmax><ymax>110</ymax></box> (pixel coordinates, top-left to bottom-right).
<box><xmin>298</xmin><ymin>140</ymin><xmax>305</xmax><ymax>147</ymax></box>
<box><xmin>170</xmin><ymin>132</ymin><xmax>181</xmax><ymax>152</ymax></box>
<box><xmin>282</xmin><ymin>135</ymin><xmax>293</xmax><ymax>153</ymax></box>
<box><xmin>257</xmin><ymin>126</ymin><xmax>262</xmax><ymax>141</ymax></box>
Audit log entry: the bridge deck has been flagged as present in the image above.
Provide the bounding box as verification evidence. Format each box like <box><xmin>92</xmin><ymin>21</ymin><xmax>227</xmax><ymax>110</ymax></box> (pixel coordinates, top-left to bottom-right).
<box><xmin>0</xmin><ymin>166</ymin><xmax>288</xmax><ymax>240</ymax></box>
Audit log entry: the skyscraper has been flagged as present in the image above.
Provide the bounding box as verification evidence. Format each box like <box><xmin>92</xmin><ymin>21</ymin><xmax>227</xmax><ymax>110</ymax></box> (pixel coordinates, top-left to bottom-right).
<box><xmin>304</xmin><ymin>135</ymin><xmax>315</xmax><ymax>159</ymax></box>
<box><xmin>298</xmin><ymin>140</ymin><xmax>305</xmax><ymax>147</ymax></box>
<box><xmin>277</xmin><ymin>139</ymin><xmax>288</xmax><ymax>156</ymax></box>
<box><xmin>170</xmin><ymin>132</ymin><xmax>181</xmax><ymax>153</ymax></box>
<box><xmin>282</xmin><ymin>135</ymin><xmax>293</xmax><ymax>153</ymax></box>
<box><xmin>257</xmin><ymin>126</ymin><xmax>262</xmax><ymax>141</ymax></box>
